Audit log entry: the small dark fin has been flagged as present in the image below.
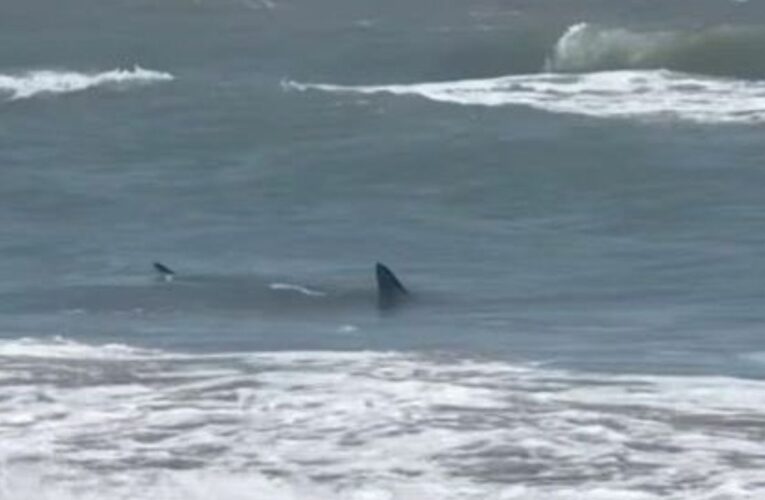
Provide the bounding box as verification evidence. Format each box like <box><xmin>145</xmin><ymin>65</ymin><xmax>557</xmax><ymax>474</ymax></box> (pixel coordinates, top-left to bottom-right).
<box><xmin>153</xmin><ymin>262</ymin><xmax>175</xmax><ymax>277</ymax></box>
<box><xmin>376</xmin><ymin>262</ymin><xmax>408</xmax><ymax>310</ymax></box>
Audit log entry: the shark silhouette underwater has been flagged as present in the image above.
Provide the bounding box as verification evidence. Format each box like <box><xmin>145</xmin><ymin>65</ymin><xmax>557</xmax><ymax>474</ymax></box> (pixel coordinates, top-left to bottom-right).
<box><xmin>6</xmin><ymin>262</ymin><xmax>411</xmax><ymax>317</ymax></box>
<box><xmin>152</xmin><ymin>261</ymin><xmax>410</xmax><ymax>312</ymax></box>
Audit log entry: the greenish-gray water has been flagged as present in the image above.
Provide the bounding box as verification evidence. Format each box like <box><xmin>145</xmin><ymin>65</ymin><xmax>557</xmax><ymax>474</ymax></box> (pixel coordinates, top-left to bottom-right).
<box><xmin>2</xmin><ymin>0</ymin><xmax>765</xmax><ymax>498</ymax></box>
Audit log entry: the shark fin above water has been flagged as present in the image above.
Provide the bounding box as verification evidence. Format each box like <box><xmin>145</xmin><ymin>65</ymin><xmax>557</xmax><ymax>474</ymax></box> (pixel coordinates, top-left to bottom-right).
<box><xmin>153</xmin><ymin>262</ymin><xmax>176</xmax><ymax>280</ymax></box>
<box><xmin>375</xmin><ymin>262</ymin><xmax>409</xmax><ymax>310</ymax></box>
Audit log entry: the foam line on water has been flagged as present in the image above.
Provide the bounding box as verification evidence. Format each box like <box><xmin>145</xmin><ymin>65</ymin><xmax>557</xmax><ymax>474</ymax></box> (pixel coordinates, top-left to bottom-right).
<box><xmin>0</xmin><ymin>66</ymin><xmax>174</xmax><ymax>100</ymax></box>
<box><xmin>269</xmin><ymin>282</ymin><xmax>327</xmax><ymax>296</ymax></box>
<box><xmin>285</xmin><ymin>70</ymin><xmax>765</xmax><ymax>124</ymax></box>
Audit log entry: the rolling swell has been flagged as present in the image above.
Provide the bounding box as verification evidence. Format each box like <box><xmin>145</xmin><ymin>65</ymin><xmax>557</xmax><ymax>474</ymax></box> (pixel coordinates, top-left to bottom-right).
<box><xmin>546</xmin><ymin>22</ymin><xmax>765</xmax><ymax>79</ymax></box>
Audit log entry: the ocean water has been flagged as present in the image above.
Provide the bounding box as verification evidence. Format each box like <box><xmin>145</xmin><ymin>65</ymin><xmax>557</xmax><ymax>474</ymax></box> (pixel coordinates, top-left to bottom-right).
<box><xmin>3</xmin><ymin>0</ymin><xmax>765</xmax><ymax>498</ymax></box>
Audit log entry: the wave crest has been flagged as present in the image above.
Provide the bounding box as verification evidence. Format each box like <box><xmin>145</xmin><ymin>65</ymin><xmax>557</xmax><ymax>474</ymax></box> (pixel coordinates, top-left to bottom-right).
<box><xmin>0</xmin><ymin>66</ymin><xmax>174</xmax><ymax>100</ymax></box>
<box><xmin>546</xmin><ymin>22</ymin><xmax>765</xmax><ymax>78</ymax></box>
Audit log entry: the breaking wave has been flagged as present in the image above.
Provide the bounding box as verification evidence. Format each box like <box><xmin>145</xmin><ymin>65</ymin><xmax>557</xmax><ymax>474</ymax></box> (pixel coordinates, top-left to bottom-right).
<box><xmin>0</xmin><ymin>66</ymin><xmax>174</xmax><ymax>100</ymax></box>
<box><xmin>286</xmin><ymin>22</ymin><xmax>765</xmax><ymax>124</ymax></box>
<box><xmin>546</xmin><ymin>22</ymin><xmax>765</xmax><ymax>79</ymax></box>
<box><xmin>285</xmin><ymin>70</ymin><xmax>765</xmax><ymax>124</ymax></box>
<box><xmin>2</xmin><ymin>337</ymin><xmax>765</xmax><ymax>499</ymax></box>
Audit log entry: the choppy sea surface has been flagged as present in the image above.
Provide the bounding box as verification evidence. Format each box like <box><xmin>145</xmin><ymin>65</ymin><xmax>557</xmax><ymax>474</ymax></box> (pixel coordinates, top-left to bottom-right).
<box><xmin>3</xmin><ymin>0</ymin><xmax>765</xmax><ymax>498</ymax></box>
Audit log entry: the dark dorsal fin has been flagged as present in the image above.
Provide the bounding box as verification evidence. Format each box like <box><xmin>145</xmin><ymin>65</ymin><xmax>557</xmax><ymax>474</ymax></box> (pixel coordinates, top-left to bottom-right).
<box><xmin>153</xmin><ymin>262</ymin><xmax>175</xmax><ymax>277</ymax></box>
<box><xmin>376</xmin><ymin>262</ymin><xmax>408</xmax><ymax>310</ymax></box>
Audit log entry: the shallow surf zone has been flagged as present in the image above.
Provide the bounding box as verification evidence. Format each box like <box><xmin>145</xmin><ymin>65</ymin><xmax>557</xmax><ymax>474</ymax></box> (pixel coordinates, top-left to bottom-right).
<box><xmin>1</xmin><ymin>337</ymin><xmax>765</xmax><ymax>499</ymax></box>
<box><xmin>286</xmin><ymin>69</ymin><xmax>765</xmax><ymax>124</ymax></box>
<box><xmin>0</xmin><ymin>66</ymin><xmax>174</xmax><ymax>101</ymax></box>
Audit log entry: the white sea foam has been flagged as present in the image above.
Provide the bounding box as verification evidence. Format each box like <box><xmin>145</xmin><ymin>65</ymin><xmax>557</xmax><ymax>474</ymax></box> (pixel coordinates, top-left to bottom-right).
<box><xmin>285</xmin><ymin>70</ymin><xmax>765</xmax><ymax>124</ymax></box>
<box><xmin>0</xmin><ymin>66</ymin><xmax>174</xmax><ymax>100</ymax></box>
<box><xmin>0</xmin><ymin>335</ymin><xmax>160</xmax><ymax>359</ymax></box>
<box><xmin>287</xmin><ymin>21</ymin><xmax>765</xmax><ymax>124</ymax></box>
<box><xmin>269</xmin><ymin>282</ymin><xmax>327</xmax><ymax>296</ymax></box>
<box><xmin>1</xmin><ymin>337</ymin><xmax>765</xmax><ymax>499</ymax></box>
